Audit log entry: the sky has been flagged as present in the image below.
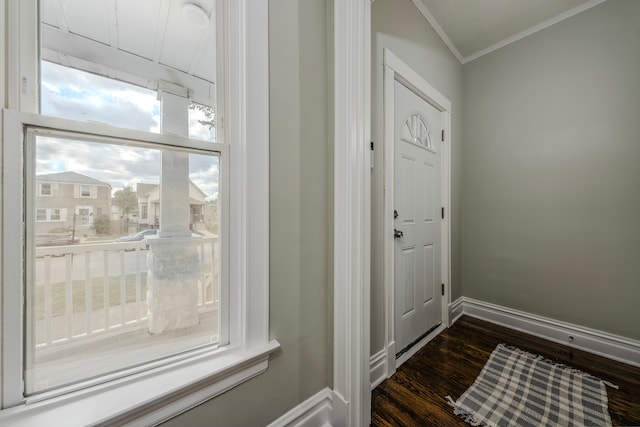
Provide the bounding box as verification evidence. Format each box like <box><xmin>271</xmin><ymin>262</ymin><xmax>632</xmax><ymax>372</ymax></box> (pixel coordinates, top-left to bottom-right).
<box><xmin>38</xmin><ymin>61</ymin><xmax>219</xmax><ymax>200</ymax></box>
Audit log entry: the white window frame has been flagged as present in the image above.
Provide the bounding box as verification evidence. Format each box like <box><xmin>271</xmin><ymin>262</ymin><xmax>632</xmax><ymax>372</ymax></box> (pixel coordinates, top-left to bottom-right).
<box><xmin>0</xmin><ymin>1</ymin><xmax>275</xmax><ymax>425</ymax></box>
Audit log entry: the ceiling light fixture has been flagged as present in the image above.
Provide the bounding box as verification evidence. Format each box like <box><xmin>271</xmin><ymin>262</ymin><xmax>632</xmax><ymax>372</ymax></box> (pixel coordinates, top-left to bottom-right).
<box><xmin>182</xmin><ymin>3</ymin><xmax>210</xmax><ymax>28</ymax></box>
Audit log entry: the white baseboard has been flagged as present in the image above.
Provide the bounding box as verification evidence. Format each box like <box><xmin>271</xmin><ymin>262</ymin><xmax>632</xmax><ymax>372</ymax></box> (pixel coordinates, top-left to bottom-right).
<box><xmin>370</xmin><ymin>349</ymin><xmax>387</xmax><ymax>390</ymax></box>
<box><xmin>449</xmin><ymin>297</ymin><xmax>464</xmax><ymax>324</ymax></box>
<box><xmin>396</xmin><ymin>323</ymin><xmax>446</xmax><ymax>368</ymax></box>
<box><xmin>267</xmin><ymin>388</ymin><xmax>334</xmax><ymax>427</ymax></box>
<box><xmin>460</xmin><ymin>297</ymin><xmax>640</xmax><ymax>368</ymax></box>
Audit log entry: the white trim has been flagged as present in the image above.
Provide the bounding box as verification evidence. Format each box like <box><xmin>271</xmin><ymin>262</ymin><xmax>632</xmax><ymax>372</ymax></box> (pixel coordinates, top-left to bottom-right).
<box><xmin>382</xmin><ymin>48</ymin><xmax>452</xmax><ymax>378</ymax></box>
<box><xmin>410</xmin><ymin>0</ymin><xmax>607</xmax><ymax>64</ymax></box>
<box><xmin>462</xmin><ymin>0</ymin><xmax>607</xmax><ymax>63</ymax></box>
<box><xmin>8</xmin><ymin>0</ymin><xmax>38</xmax><ymax>112</ymax></box>
<box><xmin>441</xmin><ymin>110</ymin><xmax>451</xmax><ymax>327</ymax></box>
<box><xmin>0</xmin><ymin>341</ymin><xmax>279</xmax><ymax>427</ymax></box>
<box><xmin>369</xmin><ymin>350</ymin><xmax>387</xmax><ymax>390</ymax></box>
<box><xmin>395</xmin><ymin>323</ymin><xmax>445</xmax><ymax>368</ymax></box>
<box><xmin>333</xmin><ymin>1</ymin><xmax>371</xmax><ymax>426</ymax></box>
<box><xmin>459</xmin><ymin>297</ymin><xmax>640</xmax><ymax>368</ymax></box>
<box><xmin>267</xmin><ymin>388</ymin><xmax>334</xmax><ymax>427</ymax></box>
<box><xmin>409</xmin><ymin>0</ymin><xmax>464</xmax><ymax>63</ymax></box>
<box><xmin>0</xmin><ymin>0</ymin><xmax>5</xmax><ymax>108</ymax></box>
<box><xmin>449</xmin><ymin>296</ymin><xmax>464</xmax><ymax>325</ymax></box>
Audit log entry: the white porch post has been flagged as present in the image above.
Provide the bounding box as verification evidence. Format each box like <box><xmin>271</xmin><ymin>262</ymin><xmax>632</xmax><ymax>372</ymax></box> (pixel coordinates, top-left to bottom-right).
<box><xmin>145</xmin><ymin>86</ymin><xmax>201</xmax><ymax>334</ymax></box>
<box><xmin>159</xmin><ymin>90</ymin><xmax>191</xmax><ymax>237</ymax></box>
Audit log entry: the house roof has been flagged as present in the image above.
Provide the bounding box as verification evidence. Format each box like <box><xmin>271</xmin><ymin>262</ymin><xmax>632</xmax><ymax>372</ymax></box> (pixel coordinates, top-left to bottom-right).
<box><xmin>136</xmin><ymin>183</ymin><xmax>158</xmax><ymax>197</ymax></box>
<box><xmin>137</xmin><ymin>181</ymin><xmax>208</xmax><ymax>200</ymax></box>
<box><xmin>36</xmin><ymin>171</ymin><xmax>111</xmax><ymax>187</ymax></box>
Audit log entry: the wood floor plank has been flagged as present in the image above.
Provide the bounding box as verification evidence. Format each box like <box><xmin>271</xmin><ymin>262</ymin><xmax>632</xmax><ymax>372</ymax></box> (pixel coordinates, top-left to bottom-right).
<box><xmin>371</xmin><ymin>316</ymin><xmax>640</xmax><ymax>426</ymax></box>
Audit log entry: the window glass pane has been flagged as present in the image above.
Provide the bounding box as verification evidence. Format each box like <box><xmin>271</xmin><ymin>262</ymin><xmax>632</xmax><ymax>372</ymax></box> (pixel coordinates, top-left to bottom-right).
<box><xmin>27</xmin><ymin>128</ymin><xmax>221</xmax><ymax>395</ymax></box>
<box><xmin>41</xmin><ymin>61</ymin><xmax>161</xmax><ymax>133</ymax></box>
<box><xmin>80</xmin><ymin>185</ymin><xmax>91</xmax><ymax>197</ymax></box>
<box><xmin>189</xmin><ymin>102</ymin><xmax>217</xmax><ymax>142</ymax></box>
<box><xmin>40</xmin><ymin>183</ymin><xmax>51</xmax><ymax>195</ymax></box>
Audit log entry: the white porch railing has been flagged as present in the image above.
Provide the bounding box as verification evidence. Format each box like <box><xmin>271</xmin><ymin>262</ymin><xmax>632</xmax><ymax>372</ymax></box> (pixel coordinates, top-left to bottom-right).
<box><xmin>33</xmin><ymin>237</ymin><xmax>218</xmax><ymax>350</ymax></box>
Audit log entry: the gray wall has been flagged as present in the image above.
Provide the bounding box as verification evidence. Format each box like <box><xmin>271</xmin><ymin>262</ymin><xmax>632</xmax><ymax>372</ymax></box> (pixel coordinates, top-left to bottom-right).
<box><xmin>162</xmin><ymin>0</ymin><xmax>332</xmax><ymax>425</ymax></box>
<box><xmin>462</xmin><ymin>0</ymin><xmax>640</xmax><ymax>340</ymax></box>
<box><xmin>370</xmin><ymin>0</ymin><xmax>464</xmax><ymax>353</ymax></box>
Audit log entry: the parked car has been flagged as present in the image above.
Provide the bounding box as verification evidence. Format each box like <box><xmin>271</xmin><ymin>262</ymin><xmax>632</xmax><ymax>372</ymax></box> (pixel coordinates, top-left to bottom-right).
<box><xmin>115</xmin><ymin>229</ymin><xmax>157</xmax><ymax>242</ymax></box>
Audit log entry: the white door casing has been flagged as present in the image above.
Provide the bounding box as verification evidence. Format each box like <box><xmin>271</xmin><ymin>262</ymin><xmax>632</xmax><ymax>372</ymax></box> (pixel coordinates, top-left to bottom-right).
<box><xmin>393</xmin><ymin>80</ymin><xmax>442</xmax><ymax>355</ymax></box>
<box><xmin>383</xmin><ymin>49</ymin><xmax>451</xmax><ymax>375</ymax></box>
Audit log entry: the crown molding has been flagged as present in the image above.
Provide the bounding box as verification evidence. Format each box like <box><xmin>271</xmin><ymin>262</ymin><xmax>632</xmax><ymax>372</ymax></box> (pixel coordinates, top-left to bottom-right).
<box><xmin>410</xmin><ymin>0</ymin><xmax>607</xmax><ymax>65</ymax></box>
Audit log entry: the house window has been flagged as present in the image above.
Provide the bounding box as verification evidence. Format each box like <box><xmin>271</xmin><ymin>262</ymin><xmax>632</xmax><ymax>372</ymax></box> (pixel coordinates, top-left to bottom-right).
<box><xmin>2</xmin><ymin>0</ymin><xmax>272</xmax><ymax>423</ymax></box>
<box><xmin>49</xmin><ymin>209</ymin><xmax>61</xmax><ymax>221</ymax></box>
<box><xmin>39</xmin><ymin>183</ymin><xmax>52</xmax><ymax>196</ymax></box>
<box><xmin>79</xmin><ymin>184</ymin><xmax>91</xmax><ymax>198</ymax></box>
<box><xmin>141</xmin><ymin>205</ymin><xmax>148</xmax><ymax>220</ymax></box>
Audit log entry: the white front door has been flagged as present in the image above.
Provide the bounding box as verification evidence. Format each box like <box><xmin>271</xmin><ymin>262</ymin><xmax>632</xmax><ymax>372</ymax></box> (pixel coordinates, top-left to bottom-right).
<box><xmin>393</xmin><ymin>80</ymin><xmax>442</xmax><ymax>355</ymax></box>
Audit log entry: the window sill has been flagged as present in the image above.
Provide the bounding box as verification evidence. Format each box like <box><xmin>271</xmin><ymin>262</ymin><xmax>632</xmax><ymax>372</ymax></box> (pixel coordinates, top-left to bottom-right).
<box><xmin>0</xmin><ymin>340</ymin><xmax>280</xmax><ymax>427</ymax></box>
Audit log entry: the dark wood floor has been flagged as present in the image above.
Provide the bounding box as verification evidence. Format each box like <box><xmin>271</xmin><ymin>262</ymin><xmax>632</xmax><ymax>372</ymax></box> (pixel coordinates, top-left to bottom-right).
<box><xmin>371</xmin><ymin>316</ymin><xmax>640</xmax><ymax>426</ymax></box>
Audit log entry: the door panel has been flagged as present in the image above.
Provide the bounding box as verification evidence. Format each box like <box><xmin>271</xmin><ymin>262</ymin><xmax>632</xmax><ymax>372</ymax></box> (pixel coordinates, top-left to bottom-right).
<box><xmin>423</xmin><ymin>244</ymin><xmax>435</xmax><ymax>304</ymax></box>
<box><xmin>399</xmin><ymin>154</ymin><xmax>416</xmax><ymax>224</ymax></box>
<box><xmin>422</xmin><ymin>161</ymin><xmax>435</xmax><ymax>222</ymax></box>
<box><xmin>394</xmin><ymin>80</ymin><xmax>442</xmax><ymax>354</ymax></box>
<box><xmin>400</xmin><ymin>246</ymin><xmax>416</xmax><ymax>317</ymax></box>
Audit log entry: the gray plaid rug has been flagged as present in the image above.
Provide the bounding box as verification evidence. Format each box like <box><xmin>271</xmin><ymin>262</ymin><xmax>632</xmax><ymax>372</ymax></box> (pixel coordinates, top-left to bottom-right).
<box><xmin>447</xmin><ymin>343</ymin><xmax>614</xmax><ymax>427</ymax></box>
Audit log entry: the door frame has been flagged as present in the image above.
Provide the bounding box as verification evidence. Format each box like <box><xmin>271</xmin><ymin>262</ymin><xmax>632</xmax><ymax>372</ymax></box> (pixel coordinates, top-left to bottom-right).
<box><xmin>383</xmin><ymin>48</ymin><xmax>452</xmax><ymax>375</ymax></box>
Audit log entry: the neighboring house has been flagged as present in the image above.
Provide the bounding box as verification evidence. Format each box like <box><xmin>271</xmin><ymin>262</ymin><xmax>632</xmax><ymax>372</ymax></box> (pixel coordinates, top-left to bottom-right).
<box><xmin>137</xmin><ymin>181</ymin><xmax>208</xmax><ymax>230</ymax></box>
<box><xmin>204</xmin><ymin>199</ymin><xmax>219</xmax><ymax>234</ymax></box>
<box><xmin>110</xmin><ymin>204</ymin><xmax>139</xmax><ymax>234</ymax></box>
<box><xmin>35</xmin><ymin>171</ymin><xmax>112</xmax><ymax>235</ymax></box>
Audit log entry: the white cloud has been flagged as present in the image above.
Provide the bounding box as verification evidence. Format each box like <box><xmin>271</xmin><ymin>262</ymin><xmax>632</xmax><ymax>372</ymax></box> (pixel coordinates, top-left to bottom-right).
<box><xmin>37</xmin><ymin>62</ymin><xmax>220</xmax><ymax>199</ymax></box>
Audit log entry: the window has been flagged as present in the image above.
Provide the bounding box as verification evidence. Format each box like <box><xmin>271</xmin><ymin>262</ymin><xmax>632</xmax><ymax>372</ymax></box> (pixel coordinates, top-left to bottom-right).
<box><xmin>79</xmin><ymin>184</ymin><xmax>91</xmax><ymax>198</ymax></box>
<box><xmin>36</xmin><ymin>209</ymin><xmax>47</xmax><ymax>221</ymax></box>
<box><xmin>141</xmin><ymin>205</ymin><xmax>148</xmax><ymax>220</ymax></box>
<box><xmin>39</xmin><ymin>183</ymin><xmax>52</xmax><ymax>196</ymax></box>
<box><xmin>1</xmin><ymin>1</ymin><xmax>273</xmax><ymax>425</ymax></box>
<box><xmin>27</xmin><ymin>128</ymin><xmax>221</xmax><ymax>395</ymax></box>
<box><xmin>49</xmin><ymin>208</ymin><xmax>60</xmax><ymax>221</ymax></box>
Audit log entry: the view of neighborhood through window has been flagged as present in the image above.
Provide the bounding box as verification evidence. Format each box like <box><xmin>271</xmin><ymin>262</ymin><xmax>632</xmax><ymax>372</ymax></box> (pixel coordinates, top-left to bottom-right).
<box><xmin>27</xmin><ymin>129</ymin><xmax>221</xmax><ymax>394</ymax></box>
<box><xmin>26</xmin><ymin>0</ymin><xmax>222</xmax><ymax>396</ymax></box>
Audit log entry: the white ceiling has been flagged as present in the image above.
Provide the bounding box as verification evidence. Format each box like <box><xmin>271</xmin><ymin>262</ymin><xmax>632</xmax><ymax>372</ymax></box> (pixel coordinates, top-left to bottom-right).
<box><xmin>41</xmin><ymin>0</ymin><xmax>216</xmax><ymax>103</ymax></box>
<box><xmin>40</xmin><ymin>0</ymin><xmax>608</xmax><ymax>91</ymax></box>
<box><xmin>412</xmin><ymin>0</ymin><xmax>606</xmax><ymax>63</ymax></box>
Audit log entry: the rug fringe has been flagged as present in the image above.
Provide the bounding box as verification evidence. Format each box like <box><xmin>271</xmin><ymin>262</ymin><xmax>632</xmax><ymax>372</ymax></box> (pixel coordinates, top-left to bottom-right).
<box><xmin>499</xmin><ymin>343</ymin><xmax>615</xmax><ymax>386</ymax></box>
<box><xmin>446</xmin><ymin>395</ymin><xmax>495</xmax><ymax>427</ymax></box>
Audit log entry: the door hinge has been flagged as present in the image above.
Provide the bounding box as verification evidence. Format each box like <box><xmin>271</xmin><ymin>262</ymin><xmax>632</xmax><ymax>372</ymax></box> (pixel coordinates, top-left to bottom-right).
<box><xmin>371</xmin><ymin>141</ymin><xmax>374</xmax><ymax>151</ymax></box>
<box><xmin>441</xmin><ymin>283</ymin><xmax>445</xmax><ymax>296</ymax></box>
<box><xmin>441</xmin><ymin>207</ymin><xmax>445</xmax><ymax>219</ymax></box>
<box><xmin>441</xmin><ymin>129</ymin><xmax>445</xmax><ymax>142</ymax></box>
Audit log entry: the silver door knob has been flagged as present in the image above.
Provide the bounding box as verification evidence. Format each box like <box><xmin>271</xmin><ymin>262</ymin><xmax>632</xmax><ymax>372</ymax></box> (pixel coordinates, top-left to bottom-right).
<box><xmin>394</xmin><ymin>229</ymin><xmax>403</xmax><ymax>239</ymax></box>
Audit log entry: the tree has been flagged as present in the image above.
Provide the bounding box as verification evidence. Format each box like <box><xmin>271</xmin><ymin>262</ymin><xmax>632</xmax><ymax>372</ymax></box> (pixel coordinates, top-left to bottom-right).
<box><xmin>189</xmin><ymin>102</ymin><xmax>216</xmax><ymax>130</ymax></box>
<box><xmin>93</xmin><ymin>214</ymin><xmax>111</xmax><ymax>235</ymax></box>
<box><xmin>113</xmin><ymin>186</ymin><xmax>138</xmax><ymax>227</ymax></box>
